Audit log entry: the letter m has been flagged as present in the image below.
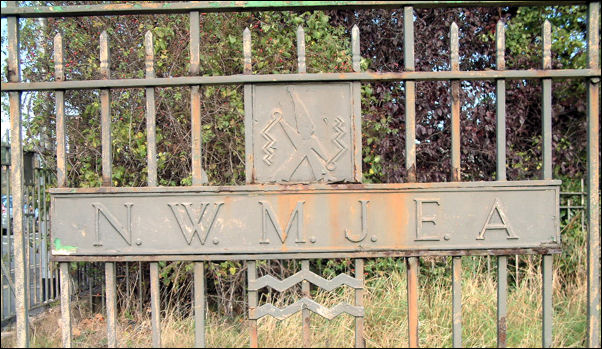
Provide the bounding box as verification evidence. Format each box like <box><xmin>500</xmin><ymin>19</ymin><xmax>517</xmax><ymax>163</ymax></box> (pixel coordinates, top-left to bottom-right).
<box><xmin>259</xmin><ymin>201</ymin><xmax>305</xmax><ymax>244</ymax></box>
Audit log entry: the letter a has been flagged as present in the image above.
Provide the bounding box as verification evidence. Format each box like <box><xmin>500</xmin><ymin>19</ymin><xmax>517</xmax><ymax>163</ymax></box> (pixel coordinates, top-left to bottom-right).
<box><xmin>477</xmin><ymin>198</ymin><xmax>518</xmax><ymax>240</ymax></box>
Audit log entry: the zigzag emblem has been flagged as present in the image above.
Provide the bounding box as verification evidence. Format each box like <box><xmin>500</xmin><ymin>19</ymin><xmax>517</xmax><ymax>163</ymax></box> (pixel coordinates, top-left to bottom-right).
<box><xmin>326</xmin><ymin>116</ymin><xmax>347</xmax><ymax>169</ymax></box>
<box><xmin>261</xmin><ymin>112</ymin><xmax>281</xmax><ymax>166</ymax></box>
<box><xmin>249</xmin><ymin>269</ymin><xmax>362</xmax><ymax>292</ymax></box>
<box><xmin>250</xmin><ymin>297</ymin><xmax>364</xmax><ymax>320</ymax></box>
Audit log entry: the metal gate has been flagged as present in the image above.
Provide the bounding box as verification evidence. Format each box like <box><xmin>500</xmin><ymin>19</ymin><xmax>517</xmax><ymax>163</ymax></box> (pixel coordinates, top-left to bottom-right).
<box><xmin>1</xmin><ymin>1</ymin><xmax>599</xmax><ymax>348</ymax></box>
<box><xmin>1</xmin><ymin>143</ymin><xmax>58</xmax><ymax>323</ymax></box>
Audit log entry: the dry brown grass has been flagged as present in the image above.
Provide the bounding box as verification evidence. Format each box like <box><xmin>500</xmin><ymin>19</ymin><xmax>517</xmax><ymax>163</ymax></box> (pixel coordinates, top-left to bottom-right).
<box><xmin>0</xmin><ymin>259</ymin><xmax>587</xmax><ymax>348</ymax></box>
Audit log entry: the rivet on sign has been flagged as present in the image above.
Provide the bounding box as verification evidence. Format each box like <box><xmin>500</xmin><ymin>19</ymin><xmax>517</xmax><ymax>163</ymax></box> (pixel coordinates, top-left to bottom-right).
<box><xmin>213</xmin><ymin>238</ymin><xmax>219</xmax><ymax>245</ymax></box>
<box><xmin>444</xmin><ymin>234</ymin><xmax>451</xmax><ymax>241</ymax></box>
<box><xmin>371</xmin><ymin>235</ymin><xmax>377</xmax><ymax>242</ymax></box>
<box><xmin>136</xmin><ymin>239</ymin><xmax>143</xmax><ymax>246</ymax></box>
<box><xmin>310</xmin><ymin>236</ymin><xmax>316</xmax><ymax>243</ymax></box>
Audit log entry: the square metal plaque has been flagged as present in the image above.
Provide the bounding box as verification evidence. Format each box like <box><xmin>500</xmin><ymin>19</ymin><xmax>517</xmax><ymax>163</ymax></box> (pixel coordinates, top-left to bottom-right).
<box><xmin>245</xmin><ymin>83</ymin><xmax>361</xmax><ymax>183</ymax></box>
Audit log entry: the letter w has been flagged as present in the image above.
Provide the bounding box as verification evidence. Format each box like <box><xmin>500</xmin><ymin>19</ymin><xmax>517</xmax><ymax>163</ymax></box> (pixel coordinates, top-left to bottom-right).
<box><xmin>168</xmin><ymin>202</ymin><xmax>224</xmax><ymax>245</ymax></box>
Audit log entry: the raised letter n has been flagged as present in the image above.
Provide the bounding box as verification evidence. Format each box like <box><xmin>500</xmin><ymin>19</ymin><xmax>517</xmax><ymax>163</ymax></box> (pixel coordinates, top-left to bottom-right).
<box><xmin>92</xmin><ymin>202</ymin><xmax>133</xmax><ymax>246</ymax></box>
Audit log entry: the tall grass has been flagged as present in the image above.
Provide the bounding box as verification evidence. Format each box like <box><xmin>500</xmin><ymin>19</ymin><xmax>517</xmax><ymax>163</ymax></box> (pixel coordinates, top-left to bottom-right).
<box><xmin>1</xmin><ymin>247</ymin><xmax>587</xmax><ymax>347</ymax></box>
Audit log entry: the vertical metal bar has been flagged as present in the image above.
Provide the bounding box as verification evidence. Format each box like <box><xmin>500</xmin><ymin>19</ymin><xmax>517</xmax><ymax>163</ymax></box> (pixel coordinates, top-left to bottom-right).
<box><xmin>50</xmin><ymin>255</ymin><xmax>55</xmax><ymax>301</ymax></box>
<box><xmin>105</xmin><ymin>262</ymin><xmax>117</xmax><ymax>348</ymax></box>
<box><xmin>7</xmin><ymin>2</ymin><xmax>29</xmax><ymax>345</ymax></box>
<box><xmin>1</xmin><ymin>165</ymin><xmax>8</xmax><ymax>320</ymax></box>
<box><xmin>243</xmin><ymin>27</ymin><xmax>253</xmax><ymax>183</ymax></box>
<box><xmin>54</xmin><ymin>260</ymin><xmax>59</xmax><ymax>304</ymax></box>
<box><xmin>404</xmin><ymin>7</ymin><xmax>419</xmax><ymax>347</ymax></box>
<box><xmin>515</xmin><ymin>255</ymin><xmax>519</xmax><ymax>286</ymax></box>
<box><xmin>145</xmin><ymin>30</ymin><xmax>157</xmax><ymax>187</ymax></box>
<box><xmin>101</xmin><ymin>264</ymin><xmax>106</xmax><ymax>314</ymax></box>
<box><xmin>495</xmin><ymin>20</ymin><xmax>508</xmax><ymax>348</ymax></box>
<box><xmin>452</xmin><ymin>257</ymin><xmax>462</xmax><ymax>348</ymax></box>
<box><xmin>586</xmin><ymin>2</ymin><xmax>601</xmax><ymax>348</ymax></box>
<box><xmin>495</xmin><ymin>20</ymin><xmax>506</xmax><ymax>182</ymax></box>
<box><xmin>450</xmin><ymin>22</ymin><xmax>461</xmax><ymax>182</ymax></box>
<box><xmin>25</xmin><ymin>185</ymin><xmax>31</xmax><ymax>308</ymax></box>
<box><xmin>194</xmin><ymin>261</ymin><xmax>206</xmax><ymax>348</ymax></box>
<box><xmin>100</xmin><ymin>31</ymin><xmax>111</xmax><ymax>187</ymax></box>
<box><xmin>31</xmin><ymin>184</ymin><xmax>36</xmax><ymax>305</ymax></box>
<box><xmin>43</xmin><ymin>173</ymin><xmax>50</xmax><ymax>303</ymax></box>
<box><xmin>145</xmin><ymin>29</ymin><xmax>162</xmax><ymax>348</ymax></box>
<box><xmin>450</xmin><ymin>23</ymin><xmax>466</xmax><ymax>330</ymax></box>
<box><xmin>1</xmin><ymin>171</ymin><xmax>4</xmax><ymax>319</ymax></box>
<box><xmin>579</xmin><ymin>177</ymin><xmax>585</xmax><ymax>231</ymax></box>
<box><xmin>242</xmin><ymin>28</ymin><xmax>256</xmax><ymax>345</ymax></box>
<box><xmin>138</xmin><ymin>261</ymin><xmax>143</xmax><ymax>315</ymax></box>
<box><xmin>355</xmin><ymin>259</ymin><xmax>365</xmax><ymax>348</ymax></box>
<box><xmin>301</xmin><ymin>260</ymin><xmax>311</xmax><ymax>348</ymax></box>
<box><xmin>406</xmin><ymin>257</ymin><xmax>419</xmax><ymax>348</ymax></box>
<box><xmin>351</xmin><ymin>25</ymin><xmax>363</xmax><ymax>182</ymax></box>
<box><xmin>125</xmin><ymin>262</ymin><xmax>130</xmax><ymax>310</ymax></box>
<box><xmin>248</xmin><ymin>261</ymin><xmax>258</xmax><ymax>348</ymax></box>
<box><xmin>542</xmin><ymin>20</ymin><xmax>552</xmax><ymax>181</ymax></box>
<box><xmin>190</xmin><ymin>11</ymin><xmax>204</xmax><ymax>185</ymax></box>
<box><xmin>404</xmin><ymin>6</ymin><xmax>416</xmax><ymax>182</ymax></box>
<box><xmin>36</xmin><ymin>170</ymin><xmax>42</xmax><ymax>305</ymax></box>
<box><xmin>297</xmin><ymin>26</ymin><xmax>306</xmax><ymax>74</ymax></box>
<box><xmin>100</xmin><ymin>30</ymin><xmax>117</xmax><ymax>347</ymax></box>
<box><xmin>9</xmin><ymin>167</ymin><xmax>14</xmax><ymax>318</ymax></box>
<box><xmin>60</xmin><ymin>263</ymin><xmax>72</xmax><ymax>348</ymax></box>
<box><xmin>30</xmin><ymin>174</ymin><xmax>35</xmax><ymax>305</ymax></box>
<box><xmin>37</xmin><ymin>171</ymin><xmax>42</xmax><ymax>305</ymax></box>
<box><xmin>497</xmin><ymin>255</ymin><xmax>508</xmax><ymax>348</ymax></box>
<box><xmin>150</xmin><ymin>262</ymin><xmax>161</xmax><ymax>348</ymax></box>
<box><xmin>352</xmin><ymin>23</ymin><xmax>361</xmax><ymax>80</ymax></box>
<box><xmin>26</xmin><ymin>185</ymin><xmax>31</xmax><ymax>309</ymax></box>
<box><xmin>89</xmin><ymin>263</ymin><xmax>92</xmax><ymax>311</ymax></box>
<box><xmin>294</xmin><ymin>29</ymin><xmax>311</xmax><ymax>347</ymax></box>
<box><xmin>542</xmin><ymin>255</ymin><xmax>553</xmax><ymax>347</ymax></box>
<box><xmin>191</xmin><ymin>16</ymin><xmax>207</xmax><ymax>345</ymax></box>
<box><xmin>542</xmin><ymin>22</ymin><xmax>554</xmax><ymax>338</ymax></box>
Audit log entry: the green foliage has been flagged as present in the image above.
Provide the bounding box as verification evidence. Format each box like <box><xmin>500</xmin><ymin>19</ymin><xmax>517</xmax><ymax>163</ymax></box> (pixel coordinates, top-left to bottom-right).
<box><xmin>7</xmin><ymin>4</ymin><xmax>591</xmax><ymax>327</ymax></box>
<box><xmin>505</xmin><ymin>6</ymin><xmax>587</xmax><ymax>70</ymax></box>
<box><xmin>18</xmin><ymin>6</ymin><xmax>352</xmax><ymax>189</ymax></box>
<box><xmin>15</xmin><ymin>5</ymin><xmax>354</xmax><ymax>314</ymax></box>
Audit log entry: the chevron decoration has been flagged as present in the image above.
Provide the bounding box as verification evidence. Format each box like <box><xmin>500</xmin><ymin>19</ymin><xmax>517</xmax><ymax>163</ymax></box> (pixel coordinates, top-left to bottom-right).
<box><xmin>250</xmin><ymin>297</ymin><xmax>364</xmax><ymax>320</ymax></box>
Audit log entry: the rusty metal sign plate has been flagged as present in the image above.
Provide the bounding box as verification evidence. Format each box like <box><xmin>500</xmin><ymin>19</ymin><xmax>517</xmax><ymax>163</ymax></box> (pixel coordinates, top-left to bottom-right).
<box><xmin>50</xmin><ymin>181</ymin><xmax>560</xmax><ymax>257</ymax></box>
<box><xmin>246</xmin><ymin>83</ymin><xmax>361</xmax><ymax>183</ymax></box>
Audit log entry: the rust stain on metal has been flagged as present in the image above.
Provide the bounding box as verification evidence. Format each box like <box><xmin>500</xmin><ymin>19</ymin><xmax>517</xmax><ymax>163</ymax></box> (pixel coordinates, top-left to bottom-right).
<box><xmin>497</xmin><ymin>316</ymin><xmax>507</xmax><ymax>346</ymax></box>
<box><xmin>407</xmin><ymin>257</ymin><xmax>419</xmax><ymax>348</ymax></box>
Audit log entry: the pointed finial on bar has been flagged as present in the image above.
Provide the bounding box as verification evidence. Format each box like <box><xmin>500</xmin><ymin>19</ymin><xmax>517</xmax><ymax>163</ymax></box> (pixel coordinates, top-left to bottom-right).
<box><xmin>243</xmin><ymin>27</ymin><xmax>252</xmax><ymax>74</ymax></box>
<box><xmin>450</xmin><ymin>22</ymin><xmax>459</xmax><ymax>71</ymax></box>
<box><xmin>54</xmin><ymin>33</ymin><xmax>64</xmax><ymax>81</ymax></box>
<box><xmin>297</xmin><ymin>25</ymin><xmax>306</xmax><ymax>73</ymax></box>
<box><xmin>495</xmin><ymin>20</ymin><xmax>505</xmax><ymax>70</ymax></box>
<box><xmin>543</xmin><ymin>20</ymin><xmax>551</xmax><ymax>69</ymax></box>
<box><xmin>145</xmin><ymin>30</ymin><xmax>155</xmax><ymax>79</ymax></box>
<box><xmin>352</xmin><ymin>24</ymin><xmax>360</xmax><ymax>72</ymax></box>
<box><xmin>100</xmin><ymin>30</ymin><xmax>110</xmax><ymax>78</ymax></box>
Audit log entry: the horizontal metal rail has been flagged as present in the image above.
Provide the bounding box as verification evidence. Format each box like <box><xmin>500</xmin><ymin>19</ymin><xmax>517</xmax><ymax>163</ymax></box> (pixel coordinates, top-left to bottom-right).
<box><xmin>50</xmin><ymin>247</ymin><xmax>562</xmax><ymax>263</ymax></box>
<box><xmin>2</xmin><ymin>69</ymin><xmax>599</xmax><ymax>92</ymax></box>
<box><xmin>4</xmin><ymin>1</ymin><xmax>599</xmax><ymax>347</ymax></box>
<box><xmin>0</xmin><ymin>1</ymin><xmax>588</xmax><ymax>18</ymax></box>
<box><xmin>47</xmin><ymin>178</ymin><xmax>562</xmax><ymax>193</ymax></box>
